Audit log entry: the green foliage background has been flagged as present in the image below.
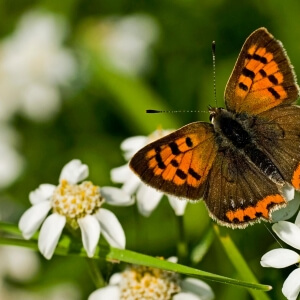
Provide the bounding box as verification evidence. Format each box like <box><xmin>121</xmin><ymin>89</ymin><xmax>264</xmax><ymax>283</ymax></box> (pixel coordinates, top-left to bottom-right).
<box><xmin>1</xmin><ymin>0</ymin><xmax>300</xmax><ymax>299</ymax></box>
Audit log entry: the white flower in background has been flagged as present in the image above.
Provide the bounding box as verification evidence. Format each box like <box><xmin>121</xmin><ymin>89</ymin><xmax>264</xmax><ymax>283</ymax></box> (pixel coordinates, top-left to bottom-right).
<box><xmin>0</xmin><ymin>10</ymin><xmax>77</xmax><ymax>121</ymax></box>
<box><xmin>0</xmin><ymin>246</ymin><xmax>39</xmax><ymax>282</ymax></box>
<box><xmin>0</xmin><ymin>124</ymin><xmax>24</xmax><ymax>189</ymax></box>
<box><xmin>261</xmin><ymin>210</ymin><xmax>300</xmax><ymax>300</ymax></box>
<box><xmin>88</xmin><ymin>257</ymin><xmax>214</xmax><ymax>300</ymax></box>
<box><xmin>1</xmin><ymin>282</ymin><xmax>81</xmax><ymax>300</ymax></box>
<box><xmin>111</xmin><ymin>129</ymin><xmax>188</xmax><ymax>217</ymax></box>
<box><xmin>96</xmin><ymin>14</ymin><xmax>159</xmax><ymax>75</ymax></box>
<box><xmin>19</xmin><ymin>159</ymin><xmax>132</xmax><ymax>260</ymax></box>
<box><xmin>271</xmin><ymin>186</ymin><xmax>299</xmax><ymax>222</ymax></box>
<box><xmin>0</xmin><ymin>246</ymin><xmax>39</xmax><ymax>299</ymax></box>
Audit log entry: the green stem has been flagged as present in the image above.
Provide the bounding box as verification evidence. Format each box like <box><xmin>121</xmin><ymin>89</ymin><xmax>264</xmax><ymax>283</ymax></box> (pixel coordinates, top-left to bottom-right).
<box><xmin>86</xmin><ymin>258</ymin><xmax>106</xmax><ymax>288</ymax></box>
<box><xmin>176</xmin><ymin>215</ymin><xmax>188</xmax><ymax>264</ymax></box>
<box><xmin>66</xmin><ymin>224</ymin><xmax>106</xmax><ymax>288</ymax></box>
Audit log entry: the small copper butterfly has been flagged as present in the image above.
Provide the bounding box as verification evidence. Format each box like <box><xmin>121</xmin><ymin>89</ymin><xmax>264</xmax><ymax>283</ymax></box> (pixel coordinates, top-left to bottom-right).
<box><xmin>129</xmin><ymin>28</ymin><xmax>300</xmax><ymax>228</ymax></box>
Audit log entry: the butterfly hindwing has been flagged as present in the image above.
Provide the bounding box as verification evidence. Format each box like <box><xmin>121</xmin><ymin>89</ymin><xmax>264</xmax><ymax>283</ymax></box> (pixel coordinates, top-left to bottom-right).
<box><xmin>130</xmin><ymin>122</ymin><xmax>218</xmax><ymax>199</ymax></box>
<box><xmin>225</xmin><ymin>27</ymin><xmax>299</xmax><ymax>115</ymax></box>
<box><xmin>253</xmin><ymin>105</ymin><xmax>300</xmax><ymax>189</ymax></box>
<box><xmin>203</xmin><ymin>147</ymin><xmax>286</xmax><ymax>228</ymax></box>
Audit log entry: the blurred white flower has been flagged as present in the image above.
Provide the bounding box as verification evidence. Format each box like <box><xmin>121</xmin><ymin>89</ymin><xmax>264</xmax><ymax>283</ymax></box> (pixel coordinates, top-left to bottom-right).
<box><xmin>1</xmin><ymin>282</ymin><xmax>81</xmax><ymax>300</ymax></box>
<box><xmin>111</xmin><ymin>129</ymin><xmax>188</xmax><ymax>217</ymax></box>
<box><xmin>0</xmin><ymin>246</ymin><xmax>39</xmax><ymax>299</ymax></box>
<box><xmin>0</xmin><ymin>125</ymin><xmax>24</xmax><ymax>189</ymax></box>
<box><xmin>88</xmin><ymin>257</ymin><xmax>214</xmax><ymax>300</ymax></box>
<box><xmin>96</xmin><ymin>14</ymin><xmax>159</xmax><ymax>75</ymax></box>
<box><xmin>0</xmin><ymin>10</ymin><xmax>77</xmax><ymax>121</ymax></box>
<box><xmin>0</xmin><ymin>246</ymin><xmax>39</xmax><ymax>282</ymax></box>
<box><xmin>261</xmin><ymin>211</ymin><xmax>300</xmax><ymax>300</ymax></box>
<box><xmin>19</xmin><ymin>159</ymin><xmax>132</xmax><ymax>260</ymax></box>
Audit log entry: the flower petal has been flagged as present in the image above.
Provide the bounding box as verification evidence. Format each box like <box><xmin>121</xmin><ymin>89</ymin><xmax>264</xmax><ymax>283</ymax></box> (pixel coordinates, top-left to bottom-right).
<box><xmin>111</xmin><ymin>164</ymin><xmax>131</xmax><ymax>183</ymax></box>
<box><xmin>167</xmin><ymin>256</ymin><xmax>178</xmax><ymax>263</ymax></box>
<box><xmin>283</xmin><ymin>185</ymin><xmax>295</xmax><ymax>201</ymax></box>
<box><xmin>29</xmin><ymin>184</ymin><xmax>56</xmax><ymax>205</ymax></box>
<box><xmin>168</xmin><ymin>195</ymin><xmax>187</xmax><ymax>216</ymax></box>
<box><xmin>173</xmin><ymin>292</ymin><xmax>200</xmax><ymax>300</ymax></box>
<box><xmin>260</xmin><ymin>248</ymin><xmax>300</xmax><ymax>268</ymax></box>
<box><xmin>282</xmin><ymin>268</ymin><xmax>300</xmax><ymax>300</ymax></box>
<box><xmin>100</xmin><ymin>187</ymin><xmax>134</xmax><ymax>206</ymax></box>
<box><xmin>38</xmin><ymin>213</ymin><xmax>66</xmax><ymax>259</ymax></box>
<box><xmin>120</xmin><ymin>135</ymin><xmax>147</xmax><ymax>159</ymax></box>
<box><xmin>78</xmin><ymin>215</ymin><xmax>101</xmax><ymax>257</ymax></box>
<box><xmin>179</xmin><ymin>278</ymin><xmax>214</xmax><ymax>300</ymax></box>
<box><xmin>109</xmin><ymin>273</ymin><xmax>122</xmax><ymax>285</ymax></box>
<box><xmin>88</xmin><ymin>286</ymin><xmax>120</xmax><ymax>300</ymax></box>
<box><xmin>273</xmin><ymin>221</ymin><xmax>300</xmax><ymax>250</ymax></box>
<box><xmin>294</xmin><ymin>198</ymin><xmax>300</xmax><ymax>228</ymax></box>
<box><xmin>96</xmin><ymin>208</ymin><xmax>125</xmax><ymax>249</ymax></box>
<box><xmin>122</xmin><ymin>171</ymin><xmax>141</xmax><ymax>195</ymax></box>
<box><xmin>136</xmin><ymin>184</ymin><xmax>162</xmax><ymax>217</ymax></box>
<box><xmin>59</xmin><ymin>159</ymin><xmax>88</xmax><ymax>184</ymax></box>
<box><xmin>19</xmin><ymin>201</ymin><xmax>52</xmax><ymax>239</ymax></box>
<box><xmin>272</xmin><ymin>197</ymin><xmax>300</xmax><ymax>223</ymax></box>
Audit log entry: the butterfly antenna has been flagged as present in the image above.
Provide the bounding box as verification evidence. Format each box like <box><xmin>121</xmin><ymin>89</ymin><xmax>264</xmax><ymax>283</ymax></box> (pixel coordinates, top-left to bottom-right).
<box><xmin>146</xmin><ymin>109</ymin><xmax>206</xmax><ymax>114</ymax></box>
<box><xmin>263</xmin><ymin>224</ymin><xmax>284</xmax><ymax>248</ymax></box>
<box><xmin>212</xmin><ymin>41</ymin><xmax>217</xmax><ymax>106</ymax></box>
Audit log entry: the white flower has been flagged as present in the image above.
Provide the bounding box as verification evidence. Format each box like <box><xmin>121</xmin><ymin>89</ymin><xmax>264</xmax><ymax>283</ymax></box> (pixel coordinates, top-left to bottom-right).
<box><xmin>0</xmin><ymin>10</ymin><xmax>77</xmax><ymax>121</ymax></box>
<box><xmin>271</xmin><ymin>185</ymin><xmax>299</xmax><ymax>222</ymax></box>
<box><xmin>88</xmin><ymin>258</ymin><xmax>214</xmax><ymax>300</ymax></box>
<box><xmin>95</xmin><ymin>14</ymin><xmax>159</xmax><ymax>75</ymax></box>
<box><xmin>19</xmin><ymin>159</ymin><xmax>132</xmax><ymax>260</ymax></box>
<box><xmin>261</xmin><ymin>210</ymin><xmax>300</xmax><ymax>300</ymax></box>
<box><xmin>111</xmin><ymin>129</ymin><xmax>187</xmax><ymax>217</ymax></box>
<box><xmin>0</xmin><ymin>246</ymin><xmax>39</xmax><ymax>282</ymax></box>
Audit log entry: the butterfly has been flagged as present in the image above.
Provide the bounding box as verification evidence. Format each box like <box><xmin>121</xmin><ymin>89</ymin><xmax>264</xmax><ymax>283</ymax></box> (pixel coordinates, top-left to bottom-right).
<box><xmin>129</xmin><ymin>28</ymin><xmax>300</xmax><ymax>228</ymax></box>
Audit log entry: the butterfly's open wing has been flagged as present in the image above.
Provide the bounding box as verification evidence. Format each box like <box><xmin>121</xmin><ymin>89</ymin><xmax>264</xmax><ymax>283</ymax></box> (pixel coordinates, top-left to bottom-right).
<box><xmin>225</xmin><ymin>27</ymin><xmax>299</xmax><ymax>115</ymax></box>
<box><xmin>203</xmin><ymin>147</ymin><xmax>286</xmax><ymax>228</ymax></box>
<box><xmin>253</xmin><ymin>105</ymin><xmax>300</xmax><ymax>190</ymax></box>
<box><xmin>130</xmin><ymin>122</ymin><xmax>218</xmax><ymax>199</ymax></box>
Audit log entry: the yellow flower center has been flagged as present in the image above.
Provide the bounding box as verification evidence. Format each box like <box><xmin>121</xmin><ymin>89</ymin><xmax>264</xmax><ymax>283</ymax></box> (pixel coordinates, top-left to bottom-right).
<box><xmin>120</xmin><ymin>265</ymin><xmax>181</xmax><ymax>300</ymax></box>
<box><xmin>52</xmin><ymin>180</ymin><xmax>104</xmax><ymax>228</ymax></box>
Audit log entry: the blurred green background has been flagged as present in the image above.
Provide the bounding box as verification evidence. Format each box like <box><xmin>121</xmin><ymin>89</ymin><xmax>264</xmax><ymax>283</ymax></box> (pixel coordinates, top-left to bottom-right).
<box><xmin>0</xmin><ymin>0</ymin><xmax>300</xmax><ymax>299</ymax></box>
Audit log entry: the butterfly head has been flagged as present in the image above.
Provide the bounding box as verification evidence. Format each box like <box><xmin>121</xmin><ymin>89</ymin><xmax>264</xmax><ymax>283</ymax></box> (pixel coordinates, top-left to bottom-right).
<box><xmin>208</xmin><ymin>106</ymin><xmax>225</xmax><ymax>124</ymax></box>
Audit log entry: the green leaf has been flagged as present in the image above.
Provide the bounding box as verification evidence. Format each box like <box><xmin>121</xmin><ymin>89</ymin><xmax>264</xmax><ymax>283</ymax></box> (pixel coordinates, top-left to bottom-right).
<box><xmin>214</xmin><ymin>225</ymin><xmax>272</xmax><ymax>300</ymax></box>
<box><xmin>191</xmin><ymin>226</ymin><xmax>215</xmax><ymax>264</ymax></box>
<box><xmin>0</xmin><ymin>222</ymin><xmax>271</xmax><ymax>292</ymax></box>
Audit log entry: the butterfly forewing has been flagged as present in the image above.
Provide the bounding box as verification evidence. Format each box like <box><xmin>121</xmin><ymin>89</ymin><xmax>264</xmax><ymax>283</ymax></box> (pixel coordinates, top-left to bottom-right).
<box><xmin>130</xmin><ymin>122</ymin><xmax>218</xmax><ymax>199</ymax></box>
<box><xmin>225</xmin><ymin>27</ymin><xmax>300</xmax><ymax>115</ymax></box>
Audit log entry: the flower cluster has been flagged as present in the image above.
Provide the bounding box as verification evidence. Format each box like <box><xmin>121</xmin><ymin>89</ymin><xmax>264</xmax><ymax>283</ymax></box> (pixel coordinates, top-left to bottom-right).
<box><xmin>19</xmin><ymin>159</ymin><xmax>132</xmax><ymax>259</ymax></box>
<box><xmin>0</xmin><ymin>11</ymin><xmax>76</xmax><ymax>122</ymax></box>
<box><xmin>89</xmin><ymin>258</ymin><xmax>214</xmax><ymax>300</ymax></box>
<box><xmin>261</xmin><ymin>210</ymin><xmax>300</xmax><ymax>300</ymax></box>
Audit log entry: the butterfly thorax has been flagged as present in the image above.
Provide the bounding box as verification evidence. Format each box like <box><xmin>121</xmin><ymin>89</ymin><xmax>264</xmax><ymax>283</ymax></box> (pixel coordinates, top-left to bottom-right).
<box><xmin>209</xmin><ymin>107</ymin><xmax>251</xmax><ymax>149</ymax></box>
<box><xmin>209</xmin><ymin>106</ymin><xmax>284</xmax><ymax>185</ymax></box>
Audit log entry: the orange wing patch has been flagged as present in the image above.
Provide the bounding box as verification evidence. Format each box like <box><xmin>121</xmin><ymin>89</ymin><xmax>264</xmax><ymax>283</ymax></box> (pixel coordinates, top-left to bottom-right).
<box><xmin>235</xmin><ymin>45</ymin><xmax>287</xmax><ymax>113</ymax></box>
<box><xmin>292</xmin><ymin>163</ymin><xmax>300</xmax><ymax>189</ymax></box>
<box><xmin>225</xmin><ymin>28</ymin><xmax>299</xmax><ymax>115</ymax></box>
<box><xmin>145</xmin><ymin>132</ymin><xmax>217</xmax><ymax>188</ymax></box>
<box><xmin>225</xmin><ymin>194</ymin><xmax>285</xmax><ymax>223</ymax></box>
